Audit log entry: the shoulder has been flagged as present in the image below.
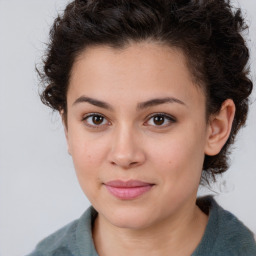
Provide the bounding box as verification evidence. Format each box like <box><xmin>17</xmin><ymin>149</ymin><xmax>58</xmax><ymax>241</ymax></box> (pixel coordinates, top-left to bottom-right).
<box><xmin>194</xmin><ymin>196</ymin><xmax>256</xmax><ymax>256</ymax></box>
<box><xmin>26</xmin><ymin>207</ymin><xmax>98</xmax><ymax>256</ymax></box>
<box><xmin>213</xmin><ymin>200</ymin><xmax>256</xmax><ymax>255</ymax></box>
<box><xmin>26</xmin><ymin>219</ymin><xmax>79</xmax><ymax>256</ymax></box>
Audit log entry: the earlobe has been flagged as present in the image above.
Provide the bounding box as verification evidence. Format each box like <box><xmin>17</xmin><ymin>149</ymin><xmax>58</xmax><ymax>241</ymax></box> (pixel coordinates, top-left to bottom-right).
<box><xmin>204</xmin><ymin>99</ymin><xmax>236</xmax><ymax>156</ymax></box>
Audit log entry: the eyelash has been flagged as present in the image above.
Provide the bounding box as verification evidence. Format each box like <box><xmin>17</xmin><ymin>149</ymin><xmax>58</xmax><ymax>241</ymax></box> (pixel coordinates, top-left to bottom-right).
<box><xmin>82</xmin><ymin>112</ymin><xmax>176</xmax><ymax>129</ymax></box>
<box><xmin>82</xmin><ymin>113</ymin><xmax>110</xmax><ymax>129</ymax></box>
<box><xmin>145</xmin><ymin>112</ymin><xmax>176</xmax><ymax>127</ymax></box>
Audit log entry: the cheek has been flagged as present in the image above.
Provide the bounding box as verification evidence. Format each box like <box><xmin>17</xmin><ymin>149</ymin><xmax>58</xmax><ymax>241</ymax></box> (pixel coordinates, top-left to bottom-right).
<box><xmin>148</xmin><ymin>129</ymin><xmax>205</xmax><ymax>183</ymax></box>
<box><xmin>67</xmin><ymin>129</ymin><xmax>108</xmax><ymax>182</ymax></box>
<box><xmin>68</xmin><ymin>125</ymin><xmax>105</xmax><ymax>162</ymax></box>
<box><xmin>68</xmin><ymin>137</ymin><xmax>105</xmax><ymax>201</ymax></box>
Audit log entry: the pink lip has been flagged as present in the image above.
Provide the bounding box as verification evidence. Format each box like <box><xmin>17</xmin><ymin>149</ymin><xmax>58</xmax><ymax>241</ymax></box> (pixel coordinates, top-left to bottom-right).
<box><xmin>104</xmin><ymin>180</ymin><xmax>154</xmax><ymax>200</ymax></box>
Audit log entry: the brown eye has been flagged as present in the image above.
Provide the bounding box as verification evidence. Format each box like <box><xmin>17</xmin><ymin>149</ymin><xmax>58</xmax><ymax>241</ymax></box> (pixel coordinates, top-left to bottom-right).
<box><xmin>146</xmin><ymin>113</ymin><xmax>176</xmax><ymax>127</ymax></box>
<box><xmin>92</xmin><ymin>115</ymin><xmax>104</xmax><ymax>125</ymax></box>
<box><xmin>153</xmin><ymin>115</ymin><xmax>165</xmax><ymax>126</ymax></box>
<box><xmin>83</xmin><ymin>113</ymin><xmax>109</xmax><ymax>128</ymax></box>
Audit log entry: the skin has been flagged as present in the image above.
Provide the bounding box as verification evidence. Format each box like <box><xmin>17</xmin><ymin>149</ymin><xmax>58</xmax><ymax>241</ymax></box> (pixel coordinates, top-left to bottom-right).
<box><xmin>64</xmin><ymin>42</ymin><xmax>235</xmax><ymax>256</ymax></box>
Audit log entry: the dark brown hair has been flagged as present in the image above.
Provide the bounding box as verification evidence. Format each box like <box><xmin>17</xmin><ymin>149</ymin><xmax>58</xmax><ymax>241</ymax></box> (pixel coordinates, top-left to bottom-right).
<box><xmin>38</xmin><ymin>0</ymin><xmax>253</xmax><ymax>184</ymax></box>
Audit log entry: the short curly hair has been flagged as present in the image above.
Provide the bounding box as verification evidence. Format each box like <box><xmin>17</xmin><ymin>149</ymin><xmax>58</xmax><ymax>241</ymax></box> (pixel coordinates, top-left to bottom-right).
<box><xmin>39</xmin><ymin>0</ymin><xmax>253</xmax><ymax>184</ymax></box>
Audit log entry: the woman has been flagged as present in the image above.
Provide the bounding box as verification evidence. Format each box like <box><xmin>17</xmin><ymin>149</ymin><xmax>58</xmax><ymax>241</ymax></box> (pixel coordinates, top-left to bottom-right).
<box><xmin>28</xmin><ymin>0</ymin><xmax>256</xmax><ymax>255</ymax></box>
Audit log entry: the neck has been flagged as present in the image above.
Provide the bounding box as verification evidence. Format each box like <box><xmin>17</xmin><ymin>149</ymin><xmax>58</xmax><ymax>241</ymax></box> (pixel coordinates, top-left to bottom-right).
<box><xmin>93</xmin><ymin>200</ymin><xmax>208</xmax><ymax>256</ymax></box>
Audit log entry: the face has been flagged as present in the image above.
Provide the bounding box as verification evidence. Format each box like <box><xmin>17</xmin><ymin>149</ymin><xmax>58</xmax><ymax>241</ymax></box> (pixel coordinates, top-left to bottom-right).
<box><xmin>65</xmin><ymin>42</ymin><xmax>211</xmax><ymax>230</ymax></box>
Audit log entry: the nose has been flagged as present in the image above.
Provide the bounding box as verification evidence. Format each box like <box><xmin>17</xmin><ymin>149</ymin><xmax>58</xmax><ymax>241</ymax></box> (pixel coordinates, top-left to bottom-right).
<box><xmin>107</xmin><ymin>125</ymin><xmax>146</xmax><ymax>169</ymax></box>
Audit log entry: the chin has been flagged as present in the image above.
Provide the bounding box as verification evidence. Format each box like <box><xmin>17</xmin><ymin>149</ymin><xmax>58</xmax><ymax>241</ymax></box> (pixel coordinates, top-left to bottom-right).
<box><xmin>110</xmin><ymin>216</ymin><xmax>152</xmax><ymax>230</ymax></box>
<box><xmin>102</xmin><ymin>206</ymin><xmax>158</xmax><ymax>230</ymax></box>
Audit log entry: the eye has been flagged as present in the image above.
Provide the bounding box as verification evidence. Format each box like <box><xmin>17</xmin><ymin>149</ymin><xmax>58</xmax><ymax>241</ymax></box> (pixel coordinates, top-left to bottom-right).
<box><xmin>82</xmin><ymin>113</ymin><xmax>109</xmax><ymax>128</ymax></box>
<box><xmin>145</xmin><ymin>113</ymin><xmax>176</xmax><ymax>127</ymax></box>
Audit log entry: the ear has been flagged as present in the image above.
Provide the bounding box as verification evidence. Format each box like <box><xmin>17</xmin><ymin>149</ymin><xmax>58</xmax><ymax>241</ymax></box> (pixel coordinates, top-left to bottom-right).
<box><xmin>204</xmin><ymin>99</ymin><xmax>236</xmax><ymax>156</ymax></box>
<box><xmin>60</xmin><ymin>111</ymin><xmax>71</xmax><ymax>155</ymax></box>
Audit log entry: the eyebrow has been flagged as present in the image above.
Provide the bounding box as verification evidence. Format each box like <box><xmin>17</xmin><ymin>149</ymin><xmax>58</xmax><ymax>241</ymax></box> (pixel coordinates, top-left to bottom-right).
<box><xmin>72</xmin><ymin>96</ymin><xmax>186</xmax><ymax>110</ymax></box>
<box><xmin>73</xmin><ymin>96</ymin><xmax>114</xmax><ymax>110</ymax></box>
<box><xmin>137</xmin><ymin>97</ymin><xmax>186</xmax><ymax>110</ymax></box>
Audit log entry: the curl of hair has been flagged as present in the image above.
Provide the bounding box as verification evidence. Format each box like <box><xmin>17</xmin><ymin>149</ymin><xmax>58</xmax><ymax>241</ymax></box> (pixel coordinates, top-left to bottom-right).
<box><xmin>38</xmin><ymin>0</ymin><xmax>253</xmax><ymax>184</ymax></box>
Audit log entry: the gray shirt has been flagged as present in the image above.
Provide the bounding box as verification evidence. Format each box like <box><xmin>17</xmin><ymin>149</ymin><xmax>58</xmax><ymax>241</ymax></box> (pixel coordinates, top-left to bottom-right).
<box><xmin>27</xmin><ymin>196</ymin><xmax>256</xmax><ymax>256</ymax></box>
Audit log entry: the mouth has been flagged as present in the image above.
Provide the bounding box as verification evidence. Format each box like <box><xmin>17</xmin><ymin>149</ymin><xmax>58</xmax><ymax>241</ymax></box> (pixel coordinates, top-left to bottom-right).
<box><xmin>104</xmin><ymin>180</ymin><xmax>155</xmax><ymax>200</ymax></box>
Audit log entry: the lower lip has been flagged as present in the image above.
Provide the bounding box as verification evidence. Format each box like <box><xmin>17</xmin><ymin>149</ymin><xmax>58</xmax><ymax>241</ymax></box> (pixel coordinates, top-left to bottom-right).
<box><xmin>105</xmin><ymin>185</ymin><xmax>153</xmax><ymax>200</ymax></box>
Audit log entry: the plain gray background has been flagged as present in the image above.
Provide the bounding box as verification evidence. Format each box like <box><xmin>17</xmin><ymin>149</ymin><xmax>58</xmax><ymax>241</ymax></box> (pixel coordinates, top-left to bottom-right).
<box><xmin>0</xmin><ymin>0</ymin><xmax>255</xmax><ymax>255</ymax></box>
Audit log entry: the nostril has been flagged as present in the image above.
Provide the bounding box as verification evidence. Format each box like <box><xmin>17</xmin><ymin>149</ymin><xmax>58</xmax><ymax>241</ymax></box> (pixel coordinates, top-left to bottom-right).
<box><xmin>130</xmin><ymin>161</ymin><xmax>138</xmax><ymax>166</ymax></box>
<box><xmin>110</xmin><ymin>160</ymin><xmax>139</xmax><ymax>168</ymax></box>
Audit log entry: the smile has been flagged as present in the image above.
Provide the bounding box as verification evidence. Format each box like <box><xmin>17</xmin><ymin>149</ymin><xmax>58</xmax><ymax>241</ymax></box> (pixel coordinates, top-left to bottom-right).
<box><xmin>104</xmin><ymin>180</ymin><xmax>154</xmax><ymax>200</ymax></box>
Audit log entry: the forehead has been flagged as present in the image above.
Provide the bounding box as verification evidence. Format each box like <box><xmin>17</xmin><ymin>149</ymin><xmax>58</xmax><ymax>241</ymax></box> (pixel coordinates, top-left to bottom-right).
<box><xmin>68</xmin><ymin>42</ymin><xmax>205</xmax><ymax>109</ymax></box>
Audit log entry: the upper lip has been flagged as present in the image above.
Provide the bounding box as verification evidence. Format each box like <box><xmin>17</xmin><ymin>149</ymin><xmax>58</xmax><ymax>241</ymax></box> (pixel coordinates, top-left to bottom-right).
<box><xmin>104</xmin><ymin>180</ymin><xmax>154</xmax><ymax>188</ymax></box>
